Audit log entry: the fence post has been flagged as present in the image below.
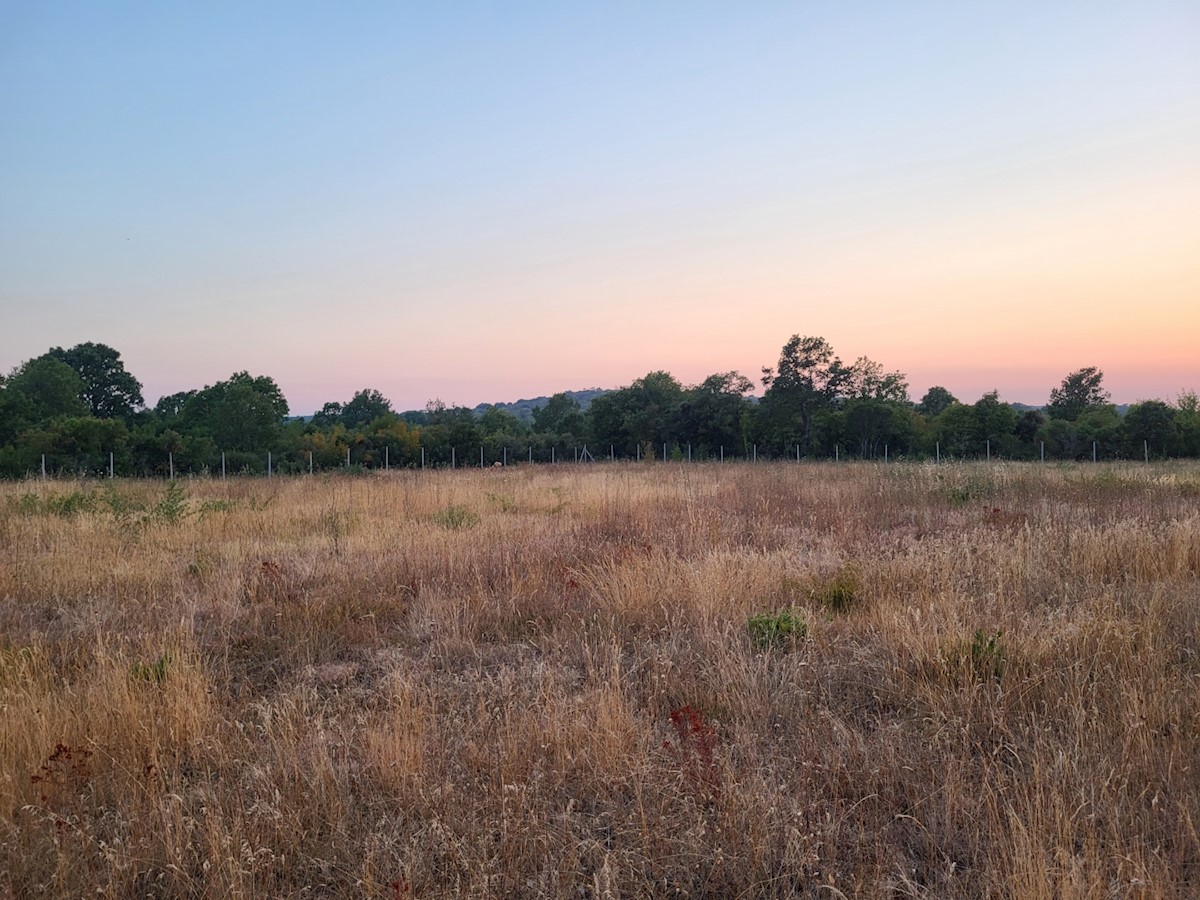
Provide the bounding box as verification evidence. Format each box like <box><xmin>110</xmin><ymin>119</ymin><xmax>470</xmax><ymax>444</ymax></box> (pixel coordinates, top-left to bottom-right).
<box><xmin>529</xmin><ymin>445</ymin><xmax>532</xmax><ymax>464</ymax></box>
<box><xmin>574</xmin><ymin>446</ymin><xmax>578</xmax><ymax>463</ymax></box>
<box><xmin>636</xmin><ymin>444</ymin><xmax>640</xmax><ymax>462</ymax></box>
<box><xmin>835</xmin><ymin>445</ymin><xmax>838</xmax><ymax>462</ymax></box>
<box><xmin>1092</xmin><ymin>441</ymin><xmax>1097</xmax><ymax>463</ymax></box>
<box><xmin>421</xmin><ymin>447</ymin><xmax>425</xmax><ymax>469</ymax></box>
<box><xmin>309</xmin><ymin>450</ymin><xmax>313</xmax><ymax>474</ymax></box>
<box><xmin>480</xmin><ymin>446</ymin><xmax>484</xmax><ymax>468</ymax></box>
<box><xmin>688</xmin><ymin>443</ymin><xmax>692</xmax><ymax>463</ymax></box>
<box><xmin>385</xmin><ymin>446</ymin><xmax>389</xmax><ymax>470</ymax></box>
<box><xmin>551</xmin><ymin>447</ymin><xmax>555</xmax><ymax>464</ymax></box>
<box><xmin>268</xmin><ymin>451</ymin><xmax>272</xmax><ymax>477</ymax></box>
<box><xmin>1144</xmin><ymin>439</ymin><xmax>1149</xmax><ymax>463</ymax></box>
<box><xmin>1040</xmin><ymin>441</ymin><xmax>1044</xmax><ymax>462</ymax></box>
<box><xmin>986</xmin><ymin>439</ymin><xmax>991</xmax><ymax>461</ymax></box>
<box><xmin>753</xmin><ymin>444</ymin><xmax>757</xmax><ymax>463</ymax></box>
<box><xmin>884</xmin><ymin>444</ymin><xmax>888</xmax><ymax>463</ymax></box>
<box><xmin>720</xmin><ymin>445</ymin><xmax>724</xmax><ymax>463</ymax></box>
<box><xmin>936</xmin><ymin>441</ymin><xmax>940</xmax><ymax>463</ymax></box>
<box><xmin>503</xmin><ymin>447</ymin><xmax>508</xmax><ymax>466</ymax></box>
<box><xmin>221</xmin><ymin>452</ymin><xmax>226</xmax><ymax>480</ymax></box>
<box><xmin>109</xmin><ymin>452</ymin><xmax>114</xmax><ymax>479</ymax></box>
<box><xmin>663</xmin><ymin>442</ymin><xmax>667</xmax><ymax>462</ymax></box>
<box><xmin>452</xmin><ymin>447</ymin><xmax>456</xmax><ymax>469</ymax></box>
<box><xmin>346</xmin><ymin>446</ymin><xmax>351</xmax><ymax>468</ymax></box>
<box><xmin>169</xmin><ymin>451</ymin><xmax>174</xmax><ymax>480</ymax></box>
<box><xmin>41</xmin><ymin>454</ymin><xmax>46</xmax><ymax>479</ymax></box>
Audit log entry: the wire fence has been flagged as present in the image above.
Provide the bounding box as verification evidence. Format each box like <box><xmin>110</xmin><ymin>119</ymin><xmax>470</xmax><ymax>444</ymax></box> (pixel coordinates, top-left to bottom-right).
<box><xmin>14</xmin><ymin>436</ymin><xmax>1175</xmax><ymax>480</ymax></box>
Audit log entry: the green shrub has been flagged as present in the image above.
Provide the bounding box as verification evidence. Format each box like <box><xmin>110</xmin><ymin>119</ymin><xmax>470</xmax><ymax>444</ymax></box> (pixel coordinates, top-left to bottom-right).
<box><xmin>153</xmin><ymin>481</ymin><xmax>190</xmax><ymax>524</ymax></box>
<box><xmin>748</xmin><ymin>609</ymin><xmax>807</xmax><ymax>650</ymax></box>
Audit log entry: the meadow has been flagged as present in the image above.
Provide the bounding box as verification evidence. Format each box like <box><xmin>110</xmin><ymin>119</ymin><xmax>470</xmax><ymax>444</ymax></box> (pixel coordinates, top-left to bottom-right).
<box><xmin>1</xmin><ymin>461</ymin><xmax>1198</xmax><ymax>898</ymax></box>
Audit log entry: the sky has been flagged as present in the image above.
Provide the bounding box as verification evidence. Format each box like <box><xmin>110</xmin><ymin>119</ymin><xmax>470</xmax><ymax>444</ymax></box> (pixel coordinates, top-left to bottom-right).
<box><xmin>2</xmin><ymin>2</ymin><xmax>1198</xmax><ymax>414</ymax></box>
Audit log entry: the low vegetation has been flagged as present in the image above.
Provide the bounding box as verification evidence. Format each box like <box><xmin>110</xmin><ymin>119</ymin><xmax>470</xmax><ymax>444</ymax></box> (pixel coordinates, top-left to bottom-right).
<box><xmin>1</xmin><ymin>461</ymin><xmax>1198</xmax><ymax>897</ymax></box>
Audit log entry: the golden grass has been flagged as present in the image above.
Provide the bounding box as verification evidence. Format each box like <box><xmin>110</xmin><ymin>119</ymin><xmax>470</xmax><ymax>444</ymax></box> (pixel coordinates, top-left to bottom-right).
<box><xmin>1</xmin><ymin>461</ymin><xmax>1198</xmax><ymax>897</ymax></box>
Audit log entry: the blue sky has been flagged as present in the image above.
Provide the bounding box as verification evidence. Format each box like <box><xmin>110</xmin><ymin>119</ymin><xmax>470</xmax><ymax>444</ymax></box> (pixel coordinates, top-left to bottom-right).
<box><xmin>3</xmin><ymin>2</ymin><xmax>1197</xmax><ymax>413</ymax></box>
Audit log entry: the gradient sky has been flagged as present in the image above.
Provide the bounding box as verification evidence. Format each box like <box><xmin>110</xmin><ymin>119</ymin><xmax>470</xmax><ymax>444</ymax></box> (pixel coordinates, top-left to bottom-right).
<box><xmin>2</xmin><ymin>2</ymin><xmax>1197</xmax><ymax>414</ymax></box>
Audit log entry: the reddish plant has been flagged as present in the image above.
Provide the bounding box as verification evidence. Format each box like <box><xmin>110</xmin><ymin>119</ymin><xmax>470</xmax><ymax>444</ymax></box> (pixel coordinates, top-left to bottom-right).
<box><xmin>663</xmin><ymin>705</ymin><xmax>720</xmax><ymax>799</ymax></box>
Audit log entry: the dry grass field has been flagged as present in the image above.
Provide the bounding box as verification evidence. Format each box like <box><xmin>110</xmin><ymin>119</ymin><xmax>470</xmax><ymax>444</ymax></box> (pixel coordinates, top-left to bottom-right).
<box><xmin>1</xmin><ymin>461</ymin><xmax>1198</xmax><ymax>898</ymax></box>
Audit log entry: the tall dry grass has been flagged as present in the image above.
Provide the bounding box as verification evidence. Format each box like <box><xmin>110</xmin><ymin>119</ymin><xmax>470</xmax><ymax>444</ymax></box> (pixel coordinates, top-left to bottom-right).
<box><xmin>0</xmin><ymin>461</ymin><xmax>1197</xmax><ymax>897</ymax></box>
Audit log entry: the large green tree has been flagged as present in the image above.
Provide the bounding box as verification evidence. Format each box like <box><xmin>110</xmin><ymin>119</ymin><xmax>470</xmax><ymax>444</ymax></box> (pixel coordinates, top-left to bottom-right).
<box><xmin>1047</xmin><ymin>367</ymin><xmax>1110</xmax><ymax>421</ymax></box>
<box><xmin>677</xmin><ymin>371</ymin><xmax>754</xmax><ymax>456</ymax></box>
<box><xmin>6</xmin><ymin>357</ymin><xmax>89</xmax><ymax>424</ymax></box>
<box><xmin>916</xmin><ymin>386</ymin><xmax>957</xmax><ymax>418</ymax></box>
<box><xmin>182</xmin><ymin>372</ymin><xmax>289</xmax><ymax>453</ymax></box>
<box><xmin>340</xmin><ymin>389</ymin><xmax>393</xmax><ymax>429</ymax></box>
<box><xmin>759</xmin><ymin>335</ymin><xmax>848</xmax><ymax>455</ymax></box>
<box><xmin>1123</xmin><ymin>400</ymin><xmax>1177</xmax><ymax>458</ymax></box>
<box><xmin>46</xmin><ymin>342</ymin><xmax>144</xmax><ymax>421</ymax></box>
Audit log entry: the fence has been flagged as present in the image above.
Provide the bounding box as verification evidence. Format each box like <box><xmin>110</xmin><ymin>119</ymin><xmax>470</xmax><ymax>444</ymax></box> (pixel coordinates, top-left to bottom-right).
<box><xmin>15</xmin><ymin>435</ymin><xmax>1172</xmax><ymax>480</ymax></box>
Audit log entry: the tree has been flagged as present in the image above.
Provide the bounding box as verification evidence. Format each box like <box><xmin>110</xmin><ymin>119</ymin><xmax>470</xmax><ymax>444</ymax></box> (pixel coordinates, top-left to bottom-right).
<box><xmin>340</xmin><ymin>389</ymin><xmax>392</xmax><ymax>429</ymax></box>
<box><xmin>46</xmin><ymin>342</ymin><xmax>144</xmax><ymax>421</ymax></box>
<box><xmin>1047</xmin><ymin>367</ymin><xmax>1110</xmax><ymax>421</ymax></box>
<box><xmin>677</xmin><ymin>371</ymin><xmax>754</xmax><ymax>456</ymax></box>
<box><xmin>917</xmin><ymin>386</ymin><xmax>957</xmax><ymax>418</ymax></box>
<box><xmin>182</xmin><ymin>372</ymin><xmax>289</xmax><ymax>453</ymax></box>
<box><xmin>531</xmin><ymin>393</ymin><xmax>584</xmax><ymax>437</ymax></box>
<box><xmin>972</xmin><ymin>390</ymin><xmax>1018</xmax><ymax>455</ymax></box>
<box><xmin>844</xmin><ymin>356</ymin><xmax>909</xmax><ymax>403</ymax></box>
<box><xmin>843</xmin><ymin>398</ymin><xmax>913</xmax><ymax>458</ymax></box>
<box><xmin>154</xmin><ymin>391</ymin><xmax>196</xmax><ymax>420</ymax></box>
<box><xmin>933</xmin><ymin>403</ymin><xmax>977</xmax><ymax>457</ymax></box>
<box><xmin>759</xmin><ymin>335</ymin><xmax>848</xmax><ymax>455</ymax></box>
<box><xmin>310</xmin><ymin>402</ymin><xmax>343</xmax><ymax>428</ymax></box>
<box><xmin>7</xmin><ymin>357</ymin><xmax>89</xmax><ymax>423</ymax></box>
<box><xmin>1123</xmin><ymin>400</ymin><xmax>1177</xmax><ymax>458</ymax></box>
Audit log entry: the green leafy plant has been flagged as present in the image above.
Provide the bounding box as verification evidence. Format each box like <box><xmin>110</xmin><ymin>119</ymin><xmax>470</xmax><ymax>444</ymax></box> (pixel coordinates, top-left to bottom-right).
<box><xmin>153</xmin><ymin>481</ymin><xmax>190</xmax><ymax>524</ymax></box>
<box><xmin>748</xmin><ymin>608</ymin><xmax>807</xmax><ymax>650</ymax></box>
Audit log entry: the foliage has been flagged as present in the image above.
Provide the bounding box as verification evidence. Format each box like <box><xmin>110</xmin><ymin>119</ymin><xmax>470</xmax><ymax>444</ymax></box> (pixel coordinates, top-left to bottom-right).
<box><xmin>3</xmin><ymin>336</ymin><xmax>1199</xmax><ymax>475</ymax></box>
<box><xmin>747</xmin><ymin>608</ymin><xmax>807</xmax><ymax>649</ymax></box>
<box><xmin>46</xmin><ymin>342</ymin><xmax>144</xmax><ymax>421</ymax></box>
<box><xmin>917</xmin><ymin>385</ymin><xmax>957</xmax><ymax>418</ymax></box>
<box><xmin>1047</xmin><ymin>367</ymin><xmax>1110</xmax><ymax>421</ymax></box>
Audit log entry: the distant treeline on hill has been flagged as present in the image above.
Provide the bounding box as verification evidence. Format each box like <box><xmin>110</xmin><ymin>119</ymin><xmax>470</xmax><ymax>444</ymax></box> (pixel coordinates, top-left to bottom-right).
<box><xmin>1</xmin><ymin>337</ymin><xmax>1198</xmax><ymax>477</ymax></box>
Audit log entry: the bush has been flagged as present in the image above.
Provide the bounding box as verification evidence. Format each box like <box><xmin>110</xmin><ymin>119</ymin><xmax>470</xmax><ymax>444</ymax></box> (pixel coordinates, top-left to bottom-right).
<box><xmin>748</xmin><ymin>609</ymin><xmax>807</xmax><ymax>650</ymax></box>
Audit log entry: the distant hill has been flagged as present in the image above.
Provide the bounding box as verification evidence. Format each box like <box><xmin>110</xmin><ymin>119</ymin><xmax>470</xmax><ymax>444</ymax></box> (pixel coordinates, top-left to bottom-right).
<box><xmin>472</xmin><ymin>388</ymin><xmax>608</xmax><ymax>423</ymax></box>
<box><xmin>1010</xmin><ymin>402</ymin><xmax>1130</xmax><ymax>415</ymax></box>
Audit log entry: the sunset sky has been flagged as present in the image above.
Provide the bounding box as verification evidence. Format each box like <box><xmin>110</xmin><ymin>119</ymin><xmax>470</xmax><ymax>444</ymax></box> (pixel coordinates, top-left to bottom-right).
<box><xmin>2</xmin><ymin>2</ymin><xmax>1197</xmax><ymax>414</ymax></box>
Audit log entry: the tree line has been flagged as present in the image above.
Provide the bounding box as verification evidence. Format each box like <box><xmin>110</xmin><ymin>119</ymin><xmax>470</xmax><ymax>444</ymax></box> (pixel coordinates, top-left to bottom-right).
<box><xmin>2</xmin><ymin>337</ymin><xmax>1198</xmax><ymax>478</ymax></box>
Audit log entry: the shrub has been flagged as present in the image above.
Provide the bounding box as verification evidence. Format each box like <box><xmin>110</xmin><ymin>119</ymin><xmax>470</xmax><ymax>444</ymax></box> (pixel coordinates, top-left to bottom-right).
<box><xmin>748</xmin><ymin>608</ymin><xmax>807</xmax><ymax>650</ymax></box>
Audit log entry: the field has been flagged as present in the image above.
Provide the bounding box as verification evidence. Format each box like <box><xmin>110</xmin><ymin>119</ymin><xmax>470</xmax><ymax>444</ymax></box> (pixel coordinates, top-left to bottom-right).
<box><xmin>1</xmin><ymin>461</ymin><xmax>1198</xmax><ymax>898</ymax></box>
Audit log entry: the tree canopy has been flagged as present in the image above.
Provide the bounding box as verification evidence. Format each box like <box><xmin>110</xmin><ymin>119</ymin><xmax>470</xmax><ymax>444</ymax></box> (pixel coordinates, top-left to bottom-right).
<box><xmin>2</xmin><ymin>337</ymin><xmax>1197</xmax><ymax>477</ymax></box>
